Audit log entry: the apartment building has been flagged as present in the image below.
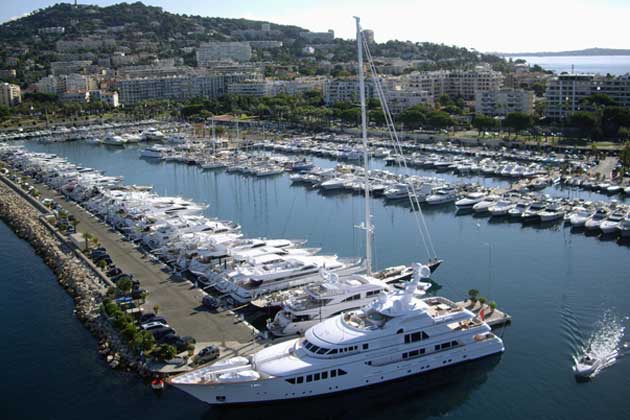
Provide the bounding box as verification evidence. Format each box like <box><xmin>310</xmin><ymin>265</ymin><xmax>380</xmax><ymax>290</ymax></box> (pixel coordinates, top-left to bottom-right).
<box><xmin>117</xmin><ymin>73</ymin><xmax>225</xmax><ymax>105</ymax></box>
<box><xmin>385</xmin><ymin>88</ymin><xmax>433</xmax><ymax>114</ymax></box>
<box><xmin>196</xmin><ymin>42</ymin><xmax>252</xmax><ymax>66</ymax></box>
<box><xmin>0</xmin><ymin>82</ymin><xmax>21</xmax><ymax>107</ymax></box>
<box><xmin>544</xmin><ymin>73</ymin><xmax>630</xmax><ymax>119</ymax></box>
<box><xmin>51</xmin><ymin>60</ymin><xmax>93</xmax><ymax>76</ymax></box>
<box><xmin>226</xmin><ymin>77</ymin><xmax>325</xmax><ymax>97</ymax></box>
<box><xmin>324</xmin><ymin>78</ymin><xmax>377</xmax><ymax>104</ymax></box>
<box><xmin>299</xmin><ymin>30</ymin><xmax>335</xmax><ymax>43</ymax></box>
<box><xmin>475</xmin><ymin>89</ymin><xmax>534</xmax><ymax>116</ymax></box>
<box><xmin>36</xmin><ymin>74</ymin><xmax>97</xmax><ymax>95</ymax></box>
<box><xmin>403</xmin><ymin>69</ymin><xmax>504</xmax><ymax>100</ymax></box>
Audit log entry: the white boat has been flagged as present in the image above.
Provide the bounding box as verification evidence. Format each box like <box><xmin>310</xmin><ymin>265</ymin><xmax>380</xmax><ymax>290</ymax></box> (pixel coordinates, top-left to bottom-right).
<box><xmin>538</xmin><ymin>204</ymin><xmax>565</xmax><ymax>222</ymax></box>
<box><xmin>267</xmin><ymin>264</ymin><xmax>433</xmax><ymax>337</ymax></box>
<box><xmin>568</xmin><ymin>207</ymin><xmax>593</xmax><ymax>227</ymax></box>
<box><xmin>600</xmin><ymin>211</ymin><xmax>625</xmax><ymax>235</ymax></box>
<box><xmin>584</xmin><ymin>208</ymin><xmax>608</xmax><ymax>231</ymax></box>
<box><xmin>170</xmin><ymin>269</ymin><xmax>503</xmax><ymax>404</ymax></box>
<box><xmin>619</xmin><ymin>214</ymin><xmax>630</xmax><ymax>238</ymax></box>
<box><xmin>140</xmin><ymin>146</ymin><xmax>166</xmax><ymax>159</ymax></box>
<box><xmin>472</xmin><ymin>195</ymin><xmax>499</xmax><ymax>214</ymax></box>
<box><xmin>573</xmin><ymin>351</ymin><xmax>617</xmax><ymax>379</ymax></box>
<box><xmin>425</xmin><ymin>188</ymin><xmax>457</xmax><ymax>205</ymax></box>
<box><xmin>507</xmin><ymin>202</ymin><xmax>528</xmax><ymax>218</ymax></box>
<box><xmin>103</xmin><ymin>134</ymin><xmax>127</xmax><ymax>146</ymax></box>
<box><xmin>520</xmin><ymin>202</ymin><xmax>546</xmax><ymax>223</ymax></box>
<box><xmin>455</xmin><ymin>192</ymin><xmax>487</xmax><ymax>208</ymax></box>
<box><xmin>488</xmin><ymin>200</ymin><xmax>515</xmax><ymax>216</ymax></box>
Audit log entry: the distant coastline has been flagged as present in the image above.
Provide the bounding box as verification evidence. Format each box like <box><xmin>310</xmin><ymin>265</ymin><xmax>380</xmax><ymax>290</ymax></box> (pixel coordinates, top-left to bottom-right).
<box><xmin>496</xmin><ymin>48</ymin><xmax>630</xmax><ymax>57</ymax></box>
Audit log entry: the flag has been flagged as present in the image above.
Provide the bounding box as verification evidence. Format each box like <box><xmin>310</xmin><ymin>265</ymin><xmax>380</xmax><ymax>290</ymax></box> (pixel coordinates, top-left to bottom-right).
<box><xmin>479</xmin><ymin>308</ymin><xmax>485</xmax><ymax>321</ymax></box>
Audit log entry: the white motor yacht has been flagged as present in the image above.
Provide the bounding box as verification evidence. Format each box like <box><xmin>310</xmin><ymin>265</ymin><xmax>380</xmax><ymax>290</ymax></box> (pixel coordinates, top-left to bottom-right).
<box><xmin>584</xmin><ymin>208</ymin><xmax>608</xmax><ymax>231</ymax></box>
<box><xmin>425</xmin><ymin>188</ymin><xmax>457</xmax><ymax>205</ymax></box>
<box><xmin>568</xmin><ymin>207</ymin><xmax>593</xmax><ymax>227</ymax></box>
<box><xmin>619</xmin><ymin>214</ymin><xmax>630</xmax><ymax>238</ymax></box>
<box><xmin>488</xmin><ymin>200</ymin><xmax>515</xmax><ymax>216</ymax></box>
<box><xmin>472</xmin><ymin>195</ymin><xmax>499</xmax><ymax>213</ymax></box>
<box><xmin>600</xmin><ymin>211</ymin><xmax>625</xmax><ymax>235</ymax></box>
<box><xmin>267</xmin><ymin>264</ymin><xmax>433</xmax><ymax>337</ymax></box>
<box><xmin>170</xmin><ymin>270</ymin><xmax>504</xmax><ymax>405</ymax></box>
<box><xmin>538</xmin><ymin>204</ymin><xmax>565</xmax><ymax>222</ymax></box>
<box><xmin>455</xmin><ymin>192</ymin><xmax>487</xmax><ymax>209</ymax></box>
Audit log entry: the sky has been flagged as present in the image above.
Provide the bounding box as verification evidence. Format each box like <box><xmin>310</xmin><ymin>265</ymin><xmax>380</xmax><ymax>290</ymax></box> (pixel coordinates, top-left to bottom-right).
<box><xmin>2</xmin><ymin>0</ymin><xmax>630</xmax><ymax>52</ymax></box>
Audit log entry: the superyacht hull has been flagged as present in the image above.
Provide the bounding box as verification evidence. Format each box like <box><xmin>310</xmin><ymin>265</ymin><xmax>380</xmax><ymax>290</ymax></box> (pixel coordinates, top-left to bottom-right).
<box><xmin>170</xmin><ymin>339</ymin><xmax>504</xmax><ymax>405</ymax></box>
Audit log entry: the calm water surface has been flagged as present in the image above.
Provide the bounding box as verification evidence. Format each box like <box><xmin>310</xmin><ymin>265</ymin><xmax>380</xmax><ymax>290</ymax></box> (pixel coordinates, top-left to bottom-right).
<box><xmin>3</xmin><ymin>141</ymin><xmax>629</xmax><ymax>419</ymax></box>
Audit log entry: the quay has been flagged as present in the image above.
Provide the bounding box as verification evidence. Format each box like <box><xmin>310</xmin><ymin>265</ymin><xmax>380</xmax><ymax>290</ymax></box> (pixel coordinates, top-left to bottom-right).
<box><xmin>1</xmin><ymin>165</ymin><xmax>262</xmax><ymax>357</ymax></box>
<box><xmin>456</xmin><ymin>300</ymin><xmax>512</xmax><ymax>328</ymax></box>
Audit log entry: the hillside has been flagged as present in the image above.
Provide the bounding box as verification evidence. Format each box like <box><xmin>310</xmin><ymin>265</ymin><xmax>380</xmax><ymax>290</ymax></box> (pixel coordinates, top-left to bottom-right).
<box><xmin>0</xmin><ymin>2</ymin><xmax>505</xmax><ymax>86</ymax></box>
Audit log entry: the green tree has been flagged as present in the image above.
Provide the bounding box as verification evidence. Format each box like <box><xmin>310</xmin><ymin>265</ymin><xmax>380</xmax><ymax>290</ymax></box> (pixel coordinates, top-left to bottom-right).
<box><xmin>532</xmin><ymin>82</ymin><xmax>546</xmax><ymax>97</ymax></box>
<box><xmin>503</xmin><ymin>112</ymin><xmax>533</xmax><ymax>137</ymax></box>
<box><xmin>426</xmin><ymin>111</ymin><xmax>453</xmax><ymax>129</ymax></box>
<box><xmin>472</xmin><ymin>114</ymin><xmax>498</xmax><ymax>136</ymax></box>
<box><xmin>468</xmin><ymin>289</ymin><xmax>480</xmax><ymax>302</ymax></box>
<box><xmin>569</xmin><ymin>111</ymin><xmax>599</xmax><ymax>139</ymax></box>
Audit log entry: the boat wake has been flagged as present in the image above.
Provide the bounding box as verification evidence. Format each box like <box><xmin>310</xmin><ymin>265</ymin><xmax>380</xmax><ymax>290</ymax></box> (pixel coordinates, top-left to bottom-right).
<box><xmin>573</xmin><ymin>310</ymin><xmax>627</xmax><ymax>379</ymax></box>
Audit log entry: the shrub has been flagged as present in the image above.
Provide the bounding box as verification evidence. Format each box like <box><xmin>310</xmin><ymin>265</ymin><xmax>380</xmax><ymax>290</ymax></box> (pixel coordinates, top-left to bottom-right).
<box><xmin>467</xmin><ymin>289</ymin><xmax>480</xmax><ymax>302</ymax></box>
<box><xmin>151</xmin><ymin>344</ymin><xmax>177</xmax><ymax>362</ymax></box>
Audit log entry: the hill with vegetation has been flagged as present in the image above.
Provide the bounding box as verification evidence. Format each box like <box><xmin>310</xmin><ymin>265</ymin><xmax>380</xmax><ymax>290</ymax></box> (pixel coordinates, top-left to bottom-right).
<box><xmin>0</xmin><ymin>2</ymin><xmax>506</xmax><ymax>85</ymax></box>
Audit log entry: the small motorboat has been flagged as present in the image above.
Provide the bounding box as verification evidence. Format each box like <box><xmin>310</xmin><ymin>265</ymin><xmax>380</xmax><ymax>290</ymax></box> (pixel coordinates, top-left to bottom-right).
<box><xmin>573</xmin><ymin>354</ymin><xmax>601</xmax><ymax>378</ymax></box>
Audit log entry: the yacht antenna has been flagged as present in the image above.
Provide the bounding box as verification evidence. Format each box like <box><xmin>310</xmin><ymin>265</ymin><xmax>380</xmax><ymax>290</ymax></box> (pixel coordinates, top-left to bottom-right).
<box><xmin>355</xmin><ymin>16</ymin><xmax>373</xmax><ymax>276</ymax></box>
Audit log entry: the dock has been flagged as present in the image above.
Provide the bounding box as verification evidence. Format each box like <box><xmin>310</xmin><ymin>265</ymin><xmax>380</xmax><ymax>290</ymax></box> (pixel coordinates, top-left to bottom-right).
<box><xmin>455</xmin><ymin>300</ymin><xmax>512</xmax><ymax>328</ymax></box>
<box><xmin>10</xmin><ymin>171</ymin><xmax>257</xmax><ymax>345</ymax></box>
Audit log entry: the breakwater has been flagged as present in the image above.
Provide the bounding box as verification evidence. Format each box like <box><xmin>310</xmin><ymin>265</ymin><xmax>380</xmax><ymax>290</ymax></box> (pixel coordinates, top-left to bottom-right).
<box><xmin>0</xmin><ymin>179</ymin><xmax>141</xmax><ymax>373</ymax></box>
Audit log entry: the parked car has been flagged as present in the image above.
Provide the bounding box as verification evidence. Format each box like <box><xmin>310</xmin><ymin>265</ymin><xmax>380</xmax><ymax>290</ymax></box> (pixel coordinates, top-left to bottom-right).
<box><xmin>150</xmin><ymin>327</ymin><xmax>176</xmax><ymax>340</ymax></box>
<box><xmin>175</xmin><ymin>336</ymin><xmax>196</xmax><ymax>353</ymax></box>
<box><xmin>140</xmin><ymin>321</ymin><xmax>170</xmax><ymax>331</ymax></box>
<box><xmin>140</xmin><ymin>320</ymin><xmax>171</xmax><ymax>331</ymax></box>
<box><xmin>193</xmin><ymin>345</ymin><xmax>220</xmax><ymax>365</ymax></box>
<box><xmin>139</xmin><ymin>315</ymin><xmax>166</xmax><ymax>326</ymax></box>
<box><xmin>106</xmin><ymin>267</ymin><xmax>122</xmax><ymax>277</ymax></box>
<box><xmin>139</xmin><ymin>312</ymin><xmax>158</xmax><ymax>324</ymax></box>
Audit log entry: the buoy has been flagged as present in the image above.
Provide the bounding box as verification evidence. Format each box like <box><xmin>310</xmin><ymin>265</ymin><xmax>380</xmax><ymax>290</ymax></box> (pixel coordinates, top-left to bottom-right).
<box><xmin>151</xmin><ymin>378</ymin><xmax>165</xmax><ymax>390</ymax></box>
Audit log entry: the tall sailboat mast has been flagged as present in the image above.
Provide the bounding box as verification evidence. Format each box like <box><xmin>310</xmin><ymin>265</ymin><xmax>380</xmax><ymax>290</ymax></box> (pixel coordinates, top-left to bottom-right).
<box><xmin>355</xmin><ymin>16</ymin><xmax>373</xmax><ymax>276</ymax></box>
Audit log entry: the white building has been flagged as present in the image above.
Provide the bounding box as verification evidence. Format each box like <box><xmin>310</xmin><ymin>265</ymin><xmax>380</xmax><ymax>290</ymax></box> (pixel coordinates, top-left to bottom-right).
<box><xmin>544</xmin><ymin>73</ymin><xmax>630</xmax><ymax>119</ymax></box>
<box><xmin>89</xmin><ymin>90</ymin><xmax>119</xmax><ymax>107</ymax></box>
<box><xmin>385</xmin><ymin>88</ymin><xmax>433</xmax><ymax>115</ymax></box>
<box><xmin>117</xmin><ymin>73</ymin><xmax>225</xmax><ymax>105</ymax></box>
<box><xmin>36</xmin><ymin>74</ymin><xmax>96</xmax><ymax>95</ymax></box>
<box><xmin>196</xmin><ymin>42</ymin><xmax>252</xmax><ymax>66</ymax></box>
<box><xmin>475</xmin><ymin>89</ymin><xmax>534</xmax><ymax>116</ymax></box>
<box><xmin>403</xmin><ymin>69</ymin><xmax>504</xmax><ymax>100</ymax></box>
<box><xmin>324</xmin><ymin>79</ymin><xmax>376</xmax><ymax>104</ymax></box>
<box><xmin>299</xmin><ymin>30</ymin><xmax>335</xmax><ymax>42</ymax></box>
<box><xmin>0</xmin><ymin>82</ymin><xmax>21</xmax><ymax>107</ymax></box>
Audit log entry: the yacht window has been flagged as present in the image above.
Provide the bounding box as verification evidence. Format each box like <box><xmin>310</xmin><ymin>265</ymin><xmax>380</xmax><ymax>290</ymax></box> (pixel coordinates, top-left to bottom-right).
<box><xmin>306</xmin><ymin>375</ymin><xmax>313</xmax><ymax>382</ymax></box>
<box><xmin>314</xmin><ymin>373</ymin><xmax>321</xmax><ymax>381</ymax></box>
<box><xmin>331</xmin><ymin>370</ymin><xmax>337</xmax><ymax>378</ymax></box>
<box><xmin>402</xmin><ymin>352</ymin><xmax>408</xmax><ymax>359</ymax></box>
<box><xmin>286</xmin><ymin>378</ymin><xmax>296</xmax><ymax>384</ymax></box>
<box><xmin>328</xmin><ymin>349</ymin><xmax>338</xmax><ymax>355</ymax></box>
<box><xmin>316</xmin><ymin>347</ymin><xmax>328</xmax><ymax>355</ymax></box>
<box><xmin>409</xmin><ymin>350</ymin><xmax>419</xmax><ymax>357</ymax></box>
<box><xmin>441</xmin><ymin>342</ymin><xmax>451</xmax><ymax>350</ymax></box>
<box><xmin>451</xmin><ymin>341</ymin><xmax>458</xmax><ymax>347</ymax></box>
<box><xmin>322</xmin><ymin>372</ymin><xmax>328</xmax><ymax>379</ymax></box>
<box><xmin>310</xmin><ymin>345</ymin><xmax>321</xmax><ymax>353</ymax></box>
<box><xmin>338</xmin><ymin>369</ymin><xmax>347</xmax><ymax>376</ymax></box>
<box><xmin>297</xmin><ymin>377</ymin><xmax>303</xmax><ymax>384</ymax></box>
<box><xmin>362</xmin><ymin>344</ymin><xmax>369</xmax><ymax>350</ymax></box>
<box><xmin>434</xmin><ymin>345</ymin><xmax>440</xmax><ymax>351</ymax></box>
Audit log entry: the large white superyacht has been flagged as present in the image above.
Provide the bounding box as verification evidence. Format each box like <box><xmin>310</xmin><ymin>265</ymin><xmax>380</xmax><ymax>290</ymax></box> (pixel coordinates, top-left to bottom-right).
<box><xmin>169</xmin><ymin>271</ymin><xmax>504</xmax><ymax>404</ymax></box>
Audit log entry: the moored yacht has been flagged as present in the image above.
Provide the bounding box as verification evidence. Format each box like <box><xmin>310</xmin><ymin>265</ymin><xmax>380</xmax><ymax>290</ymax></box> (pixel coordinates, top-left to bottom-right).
<box><xmin>170</xmin><ymin>271</ymin><xmax>504</xmax><ymax>405</ymax></box>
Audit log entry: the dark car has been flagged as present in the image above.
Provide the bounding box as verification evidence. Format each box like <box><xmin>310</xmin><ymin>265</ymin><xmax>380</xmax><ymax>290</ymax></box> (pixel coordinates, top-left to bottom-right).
<box><xmin>202</xmin><ymin>295</ymin><xmax>221</xmax><ymax>309</ymax></box>
<box><xmin>175</xmin><ymin>336</ymin><xmax>196</xmax><ymax>353</ymax></box>
<box><xmin>139</xmin><ymin>312</ymin><xmax>157</xmax><ymax>324</ymax></box>
<box><xmin>193</xmin><ymin>345</ymin><xmax>220</xmax><ymax>365</ymax></box>
<box><xmin>90</xmin><ymin>248</ymin><xmax>107</xmax><ymax>258</ymax></box>
<box><xmin>93</xmin><ymin>254</ymin><xmax>113</xmax><ymax>265</ymax></box>
<box><xmin>106</xmin><ymin>267</ymin><xmax>122</xmax><ymax>277</ymax></box>
<box><xmin>140</xmin><ymin>316</ymin><xmax>167</xmax><ymax>327</ymax></box>
<box><xmin>150</xmin><ymin>327</ymin><xmax>176</xmax><ymax>340</ymax></box>
<box><xmin>130</xmin><ymin>288</ymin><xmax>146</xmax><ymax>300</ymax></box>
